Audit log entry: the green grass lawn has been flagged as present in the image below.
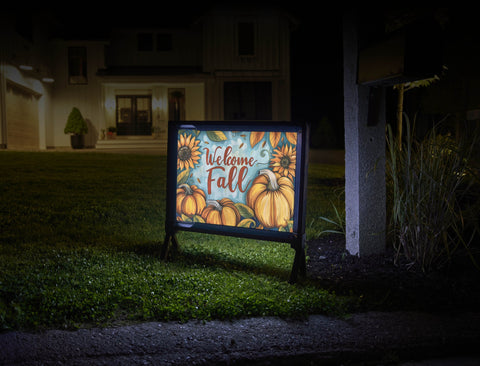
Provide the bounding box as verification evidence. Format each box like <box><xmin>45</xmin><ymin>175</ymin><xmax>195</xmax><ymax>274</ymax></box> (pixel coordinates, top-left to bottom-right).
<box><xmin>0</xmin><ymin>151</ymin><xmax>346</xmax><ymax>331</ymax></box>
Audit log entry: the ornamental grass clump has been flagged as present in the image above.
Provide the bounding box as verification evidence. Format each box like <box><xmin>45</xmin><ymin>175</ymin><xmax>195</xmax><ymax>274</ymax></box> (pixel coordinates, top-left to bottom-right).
<box><xmin>386</xmin><ymin>117</ymin><xmax>479</xmax><ymax>272</ymax></box>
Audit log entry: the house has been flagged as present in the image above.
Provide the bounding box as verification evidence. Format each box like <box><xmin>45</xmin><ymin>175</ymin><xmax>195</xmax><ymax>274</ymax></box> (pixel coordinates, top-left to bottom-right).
<box><xmin>0</xmin><ymin>4</ymin><xmax>296</xmax><ymax>151</ymax></box>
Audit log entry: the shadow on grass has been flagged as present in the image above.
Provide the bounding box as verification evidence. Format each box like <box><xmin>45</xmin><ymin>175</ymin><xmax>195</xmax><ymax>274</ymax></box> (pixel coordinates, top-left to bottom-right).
<box><xmin>121</xmin><ymin>240</ymin><xmax>293</xmax><ymax>282</ymax></box>
<box><xmin>176</xmin><ymin>249</ymin><xmax>292</xmax><ymax>281</ymax></box>
<box><xmin>116</xmin><ymin>230</ymin><xmax>480</xmax><ymax>314</ymax></box>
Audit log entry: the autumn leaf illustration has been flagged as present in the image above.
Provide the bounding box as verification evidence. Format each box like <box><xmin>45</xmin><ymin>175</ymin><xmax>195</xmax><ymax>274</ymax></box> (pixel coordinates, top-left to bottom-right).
<box><xmin>269</xmin><ymin>132</ymin><xmax>281</xmax><ymax>148</ymax></box>
<box><xmin>206</xmin><ymin>131</ymin><xmax>227</xmax><ymax>142</ymax></box>
<box><xmin>237</xmin><ymin>218</ymin><xmax>256</xmax><ymax>228</ymax></box>
<box><xmin>250</xmin><ymin>131</ymin><xmax>265</xmax><ymax>147</ymax></box>
<box><xmin>192</xmin><ymin>215</ymin><xmax>205</xmax><ymax>223</ymax></box>
<box><xmin>177</xmin><ymin>169</ymin><xmax>190</xmax><ymax>185</ymax></box>
<box><xmin>286</xmin><ymin>132</ymin><xmax>297</xmax><ymax>145</ymax></box>
<box><xmin>234</xmin><ymin>202</ymin><xmax>255</xmax><ymax>219</ymax></box>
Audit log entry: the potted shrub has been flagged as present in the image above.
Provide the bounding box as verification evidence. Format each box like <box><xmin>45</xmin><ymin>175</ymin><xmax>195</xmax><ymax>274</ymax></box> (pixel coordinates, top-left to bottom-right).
<box><xmin>64</xmin><ymin>107</ymin><xmax>88</xmax><ymax>149</ymax></box>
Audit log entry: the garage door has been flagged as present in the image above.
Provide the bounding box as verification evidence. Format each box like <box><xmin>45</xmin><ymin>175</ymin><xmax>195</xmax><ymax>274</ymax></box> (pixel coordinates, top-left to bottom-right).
<box><xmin>6</xmin><ymin>81</ymin><xmax>39</xmax><ymax>149</ymax></box>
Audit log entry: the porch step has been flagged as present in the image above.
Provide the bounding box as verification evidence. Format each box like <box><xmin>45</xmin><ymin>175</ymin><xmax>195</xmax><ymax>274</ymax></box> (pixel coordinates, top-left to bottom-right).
<box><xmin>95</xmin><ymin>138</ymin><xmax>167</xmax><ymax>152</ymax></box>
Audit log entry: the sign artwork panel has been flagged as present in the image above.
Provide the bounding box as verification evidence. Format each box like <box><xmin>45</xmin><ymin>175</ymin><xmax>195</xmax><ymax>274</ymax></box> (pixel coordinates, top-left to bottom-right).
<box><xmin>175</xmin><ymin>128</ymin><xmax>299</xmax><ymax>233</ymax></box>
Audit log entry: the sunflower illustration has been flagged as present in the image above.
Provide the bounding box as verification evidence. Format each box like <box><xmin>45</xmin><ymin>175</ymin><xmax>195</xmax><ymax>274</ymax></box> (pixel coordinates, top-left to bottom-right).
<box><xmin>270</xmin><ymin>144</ymin><xmax>296</xmax><ymax>180</ymax></box>
<box><xmin>177</xmin><ymin>133</ymin><xmax>201</xmax><ymax>170</ymax></box>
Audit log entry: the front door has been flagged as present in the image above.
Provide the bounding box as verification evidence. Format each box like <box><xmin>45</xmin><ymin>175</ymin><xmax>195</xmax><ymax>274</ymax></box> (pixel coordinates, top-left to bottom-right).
<box><xmin>116</xmin><ymin>95</ymin><xmax>152</xmax><ymax>136</ymax></box>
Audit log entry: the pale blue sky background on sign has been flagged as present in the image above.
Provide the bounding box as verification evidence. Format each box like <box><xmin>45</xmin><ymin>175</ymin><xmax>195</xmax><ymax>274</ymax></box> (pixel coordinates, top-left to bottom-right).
<box><xmin>179</xmin><ymin>130</ymin><xmax>292</xmax><ymax>204</ymax></box>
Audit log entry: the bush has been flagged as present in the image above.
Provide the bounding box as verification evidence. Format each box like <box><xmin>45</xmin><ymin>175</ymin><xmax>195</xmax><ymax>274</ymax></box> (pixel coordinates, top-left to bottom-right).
<box><xmin>386</xmin><ymin>117</ymin><xmax>480</xmax><ymax>272</ymax></box>
<box><xmin>64</xmin><ymin>107</ymin><xmax>88</xmax><ymax>135</ymax></box>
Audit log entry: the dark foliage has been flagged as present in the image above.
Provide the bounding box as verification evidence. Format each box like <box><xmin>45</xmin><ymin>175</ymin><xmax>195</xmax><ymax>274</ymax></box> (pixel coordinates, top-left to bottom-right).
<box><xmin>307</xmin><ymin>234</ymin><xmax>480</xmax><ymax>313</ymax></box>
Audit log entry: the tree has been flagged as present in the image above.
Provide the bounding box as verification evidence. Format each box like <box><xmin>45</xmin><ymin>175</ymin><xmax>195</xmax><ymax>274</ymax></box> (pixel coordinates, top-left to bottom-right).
<box><xmin>393</xmin><ymin>67</ymin><xmax>446</xmax><ymax>149</ymax></box>
<box><xmin>385</xmin><ymin>7</ymin><xmax>449</xmax><ymax>149</ymax></box>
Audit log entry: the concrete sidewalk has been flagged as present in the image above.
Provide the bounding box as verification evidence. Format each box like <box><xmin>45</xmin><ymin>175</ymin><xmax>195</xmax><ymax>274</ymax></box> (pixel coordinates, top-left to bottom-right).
<box><xmin>1</xmin><ymin>311</ymin><xmax>480</xmax><ymax>365</ymax></box>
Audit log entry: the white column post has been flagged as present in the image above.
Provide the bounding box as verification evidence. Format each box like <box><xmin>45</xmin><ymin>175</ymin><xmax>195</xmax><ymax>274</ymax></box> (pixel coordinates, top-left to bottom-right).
<box><xmin>343</xmin><ymin>12</ymin><xmax>386</xmax><ymax>256</ymax></box>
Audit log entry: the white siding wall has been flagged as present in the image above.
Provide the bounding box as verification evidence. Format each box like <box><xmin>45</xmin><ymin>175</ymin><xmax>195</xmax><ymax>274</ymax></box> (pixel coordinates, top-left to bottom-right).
<box><xmin>201</xmin><ymin>8</ymin><xmax>291</xmax><ymax>121</ymax></box>
<box><xmin>50</xmin><ymin>41</ymin><xmax>106</xmax><ymax>148</ymax></box>
<box><xmin>202</xmin><ymin>11</ymin><xmax>287</xmax><ymax>72</ymax></box>
<box><xmin>106</xmin><ymin>28</ymin><xmax>202</xmax><ymax>68</ymax></box>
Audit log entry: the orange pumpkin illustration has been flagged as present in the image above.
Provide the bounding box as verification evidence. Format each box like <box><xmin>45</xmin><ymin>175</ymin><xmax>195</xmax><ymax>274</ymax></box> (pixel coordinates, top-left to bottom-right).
<box><xmin>176</xmin><ymin>184</ymin><xmax>206</xmax><ymax>217</ymax></box>
<box><xmin>201</xmin><ymin>198</ymin><xmax>241</xmax><ymax>226</ymax></box>
<box><xmin>246</xmin><ymin>169</ymin><xmax>294</xmax><ymax>228</ymax></box>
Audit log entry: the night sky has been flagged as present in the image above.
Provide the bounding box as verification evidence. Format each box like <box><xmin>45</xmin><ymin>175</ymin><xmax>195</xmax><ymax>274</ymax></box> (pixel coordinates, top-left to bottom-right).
<box><xmin>288</xmin><ymin>6</ymin><xmax>344</xmax><ymax>141</ymax></box>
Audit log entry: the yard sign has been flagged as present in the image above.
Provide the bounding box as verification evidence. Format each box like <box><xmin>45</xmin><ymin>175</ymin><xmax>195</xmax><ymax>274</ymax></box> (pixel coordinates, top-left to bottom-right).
<box><xmin>162</xmin><ymin>121</ymin><xmax>309</xmax><ymax>283</ymax></box>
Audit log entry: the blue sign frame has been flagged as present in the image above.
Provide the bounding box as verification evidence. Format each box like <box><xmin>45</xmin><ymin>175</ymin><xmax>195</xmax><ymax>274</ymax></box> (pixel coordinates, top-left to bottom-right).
<box><xmin>162</xmin><ymin>120</ymin><xmax>309</xmax><ymax>283</ymax></box>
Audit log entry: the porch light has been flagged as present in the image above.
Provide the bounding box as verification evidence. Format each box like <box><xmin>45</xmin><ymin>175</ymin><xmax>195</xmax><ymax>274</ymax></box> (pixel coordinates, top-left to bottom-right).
<box><xmin>19</xmin><ymin>64</ymin><xmax>34</xmax><ymax>71</ymax></box>
<box><xmin>152</xmin><ymin>97</ymin><xmax>164</xmax><ymax>110</ymax></box>
<box><xmin>105</xmin><ymin>97</ymin><xmax>115</xmax><ymax>110</ymax></box>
